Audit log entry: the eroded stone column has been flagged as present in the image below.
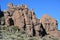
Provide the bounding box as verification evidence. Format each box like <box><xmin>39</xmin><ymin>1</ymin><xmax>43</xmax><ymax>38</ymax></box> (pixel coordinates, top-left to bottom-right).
<box><xmin>34</xmin><ymin>24</ymin><xmax>40</xmax><ymax>37</ymax></box>
<box><xmin>23</xmin><ymin>10</ymin><xmax>33</xmax><ymax>36</ymax></box>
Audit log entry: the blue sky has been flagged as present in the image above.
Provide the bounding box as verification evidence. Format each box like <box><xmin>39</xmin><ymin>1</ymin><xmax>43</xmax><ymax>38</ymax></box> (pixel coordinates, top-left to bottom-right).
<box><xmin>0</xmin><ymin>0</ymin><xmax>60</xmax><ymax>30</ymax></box>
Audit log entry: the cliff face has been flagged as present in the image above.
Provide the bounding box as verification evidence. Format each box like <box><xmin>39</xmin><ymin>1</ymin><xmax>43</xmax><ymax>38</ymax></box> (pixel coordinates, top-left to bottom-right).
<box><xmin>40</xmin><ymin>14</ymin><xmax>60</xmax><ymax>38</ymax></box>
<box><xmin>0</xmin><ymin>3</ymin><xmax>60</xmax><ymax>38</ymax></box>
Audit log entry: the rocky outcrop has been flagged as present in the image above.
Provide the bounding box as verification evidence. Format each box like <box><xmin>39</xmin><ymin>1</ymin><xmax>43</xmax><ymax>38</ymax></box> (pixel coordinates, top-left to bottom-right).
<box><xmin>40</xmin><ymin>14</ymin><xmax>60</xmax><ymax>38</ymax></box>
<box><xmin>1</xmin><ymin>3</ymin><xmax>60</xmax><ymax>38</ymax></box>
<box><xmin>4</xmin><ymin>3</ymin><xmax>41</xmax><ymax>37</ymax></box>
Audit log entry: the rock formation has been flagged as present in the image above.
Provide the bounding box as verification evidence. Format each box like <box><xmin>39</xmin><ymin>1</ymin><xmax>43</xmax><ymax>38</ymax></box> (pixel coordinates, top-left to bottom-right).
<box><xmin>40</xmin><ymin>14</ymin><xmax>60</xmax><ymax>38</ymax></box>
<box><xmin>0</xmin><ymin>3</ymin><xmax>60</xmax><ymax>38</ymax></box>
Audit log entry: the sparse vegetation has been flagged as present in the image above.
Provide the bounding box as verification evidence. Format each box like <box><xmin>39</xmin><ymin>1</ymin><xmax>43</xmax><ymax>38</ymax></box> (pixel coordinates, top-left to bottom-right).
<box><xmin>43</xmin><ymin>38</ymin><xmax>46</xmax><ymax>40</ymax></box>
<box><xmin>0</xmin><ymin>25</ymin><xmax>59</xmax><ymax>40</ymax></box>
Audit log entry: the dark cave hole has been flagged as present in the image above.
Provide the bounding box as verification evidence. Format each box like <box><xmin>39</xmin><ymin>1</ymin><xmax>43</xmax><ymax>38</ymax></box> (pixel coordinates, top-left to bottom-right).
<box><xmin>40</xmin><ymin>23</ymin><xmax>47</xmax><ymax>37</ymax></box>
<box><xmin>32</xmin><ymin>23</ymin><xmax>36</xmax><ymax>36</ymax></box>
<box><xmin>23</xmin><ymin>19</ymin><xmax>26</xmax><ymax>31</ymax></box>
<box><xmin>9</xmin><ymin>18</ymin><xmax>14</xmax><ymax>26</ymax></box>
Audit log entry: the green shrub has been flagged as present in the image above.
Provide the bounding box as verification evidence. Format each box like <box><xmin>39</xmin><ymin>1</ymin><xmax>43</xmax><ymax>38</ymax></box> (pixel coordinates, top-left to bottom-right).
<box><xmin>43</xmin><ymin>38</ymin><xmax>46</xmax><ymax>40</ymax></box>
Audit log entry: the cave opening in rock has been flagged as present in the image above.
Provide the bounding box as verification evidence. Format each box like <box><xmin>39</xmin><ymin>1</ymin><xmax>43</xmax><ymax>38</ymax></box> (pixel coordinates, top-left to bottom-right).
<box><xmin>9</xmin><ymin>18</ymin><xmax>14</xmax><ymax>26</ymax></box>
<box><xmin>40</xmin><ymin>23</ymin><xmax>47</xmax><ymax>37</ymax></box>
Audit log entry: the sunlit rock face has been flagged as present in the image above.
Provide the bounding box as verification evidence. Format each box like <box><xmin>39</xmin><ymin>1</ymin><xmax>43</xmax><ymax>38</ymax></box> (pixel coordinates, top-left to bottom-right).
<box><xmin>3</xmin><ymin>3</ymin><xmax>60</xmax><ymax>37</ymax></box>
<box><xmin>40</xmin><ymin>14</ymin><xmax>60</xmax><ymax>37</ymax></box>
<box><xmin>4</xmin><ymin>3</ymin><xmax>41</xmax><ymax>37</ymax></box>
<box><xmin>40</xmin><ymin>14</ymin><xmax>58</xmax><ymax>32</ymax></box>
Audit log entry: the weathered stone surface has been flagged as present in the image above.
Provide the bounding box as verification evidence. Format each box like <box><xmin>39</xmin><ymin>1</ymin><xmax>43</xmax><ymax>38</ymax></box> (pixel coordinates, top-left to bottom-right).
<box><xmin>2</xmin><ymin>3</ymin><xmax>60</xmax><ymax>38</ymax></box>
<box><xmin>8</xmin><ymin>2</ymin><xmax>13</xmax><ymax>8</ymax></box>
<box><xmin>40</xmin><ymin>14</ymin><xmax>60</xmax><ymax>37</ymax></box>
<box><xmin>47</xmin><ymin>30</ymin><xmax>60</xmax><ymax>38</ymax></box>
<box><xmin>40</xmin><ymin>14</ymin><xmax>58</xmax><ymax>32</ymax></box>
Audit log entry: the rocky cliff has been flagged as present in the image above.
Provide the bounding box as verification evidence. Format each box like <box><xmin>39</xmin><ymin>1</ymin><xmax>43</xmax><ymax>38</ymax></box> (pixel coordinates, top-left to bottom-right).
<box><xmin>0</xmin><ymin>3</ymin><xmax>60</xmax><ymax>39</ymax></box>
